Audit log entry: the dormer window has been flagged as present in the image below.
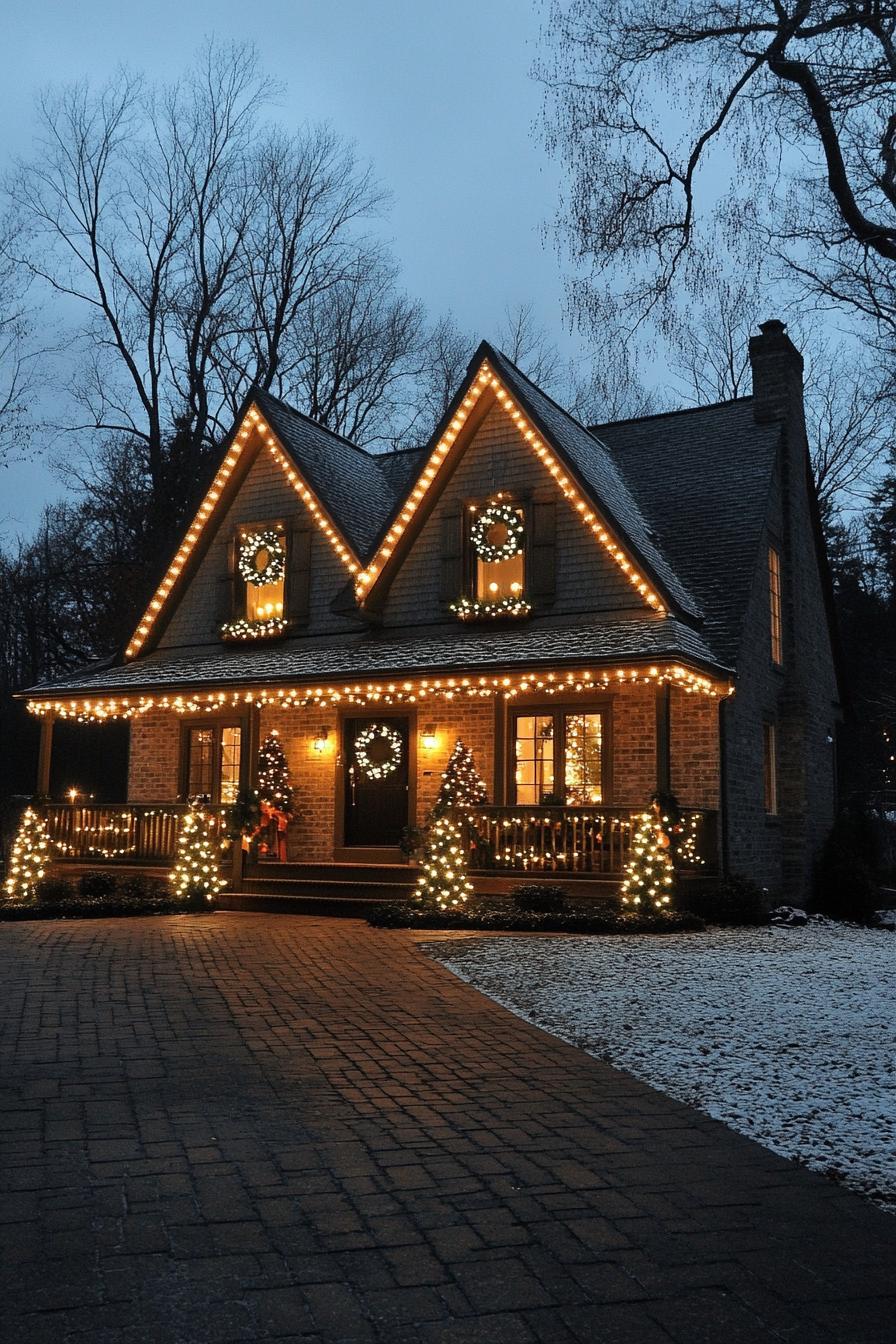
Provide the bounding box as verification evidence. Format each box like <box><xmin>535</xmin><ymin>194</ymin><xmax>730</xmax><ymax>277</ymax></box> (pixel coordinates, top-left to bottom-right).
<box><xmin>221</xmin><ymin>525</ymin><xmax>290</xmax><ymax>641</ymax></box>
<box><xmin>451</xmin><ymin>500</ymin><xmax>530</xmax><ymax>620</ymax></box>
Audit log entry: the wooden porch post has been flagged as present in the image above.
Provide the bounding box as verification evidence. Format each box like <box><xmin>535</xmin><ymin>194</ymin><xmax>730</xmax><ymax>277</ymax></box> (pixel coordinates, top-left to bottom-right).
<box><xmin>655</xmin><ymin>685</ymin><xmax>671</xmax><ymax>795</ymax></box>
<box><xmin>37</xmin><ymin>713</ymin><xmax>55</xmax><ymax>798</ymax></box>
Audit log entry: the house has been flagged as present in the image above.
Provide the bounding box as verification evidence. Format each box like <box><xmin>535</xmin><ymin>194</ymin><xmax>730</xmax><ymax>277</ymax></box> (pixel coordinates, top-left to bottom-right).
<box><xmin>19</xmin><ymin>320</ymin><xmax>842</xmax><ymax>903</ymax></box>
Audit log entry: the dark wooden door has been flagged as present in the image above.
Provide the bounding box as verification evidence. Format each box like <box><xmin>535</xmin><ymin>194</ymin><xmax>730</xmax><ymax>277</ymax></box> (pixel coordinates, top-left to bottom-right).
<box><xmin>343</xmin><ymin>717</ymin><xmax>410</xmax><ymax>847</ymax></box>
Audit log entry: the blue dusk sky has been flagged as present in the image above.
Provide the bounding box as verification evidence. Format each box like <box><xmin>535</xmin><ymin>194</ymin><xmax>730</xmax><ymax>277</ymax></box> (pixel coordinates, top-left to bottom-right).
<box><xmin>2</xmin><ymin>0</ymin><xmax>573</xmax><ymax>537</ymax></box>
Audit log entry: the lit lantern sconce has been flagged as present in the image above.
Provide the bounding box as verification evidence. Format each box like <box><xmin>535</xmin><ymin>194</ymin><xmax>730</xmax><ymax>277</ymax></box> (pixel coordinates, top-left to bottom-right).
<box><xmin>312</xmin><ymin>727</ymin><xmax>330</xmax><ymax>754</ymax></box>
<box><xmin>421</xmin><ymin>725</ymin><xmax>438</xmax><ymax>751</ymax></box>
<box><xmin>67</xmin><ymin>787</ymin><xmax>80</xmax><ymax>804</ymax></box>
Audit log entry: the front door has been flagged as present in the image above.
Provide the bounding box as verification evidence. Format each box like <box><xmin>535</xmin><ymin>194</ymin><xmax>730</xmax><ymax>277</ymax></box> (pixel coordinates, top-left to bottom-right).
<box><xmin>343</xmin><ymin>716</ymin><xmax>410</xmax><ymax>847</ymax></box>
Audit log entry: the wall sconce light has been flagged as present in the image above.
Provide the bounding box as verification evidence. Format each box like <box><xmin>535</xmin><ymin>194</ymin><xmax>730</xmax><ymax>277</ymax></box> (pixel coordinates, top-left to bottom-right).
<box><xmin>421</xmin><ymin>725</ymin><xmax>438</xmax><ymax>750</ymax></box>
<box><xmin>312</xmin><ymin>727</ymin><xmax>330</xmax><ymax>753</ymax></box>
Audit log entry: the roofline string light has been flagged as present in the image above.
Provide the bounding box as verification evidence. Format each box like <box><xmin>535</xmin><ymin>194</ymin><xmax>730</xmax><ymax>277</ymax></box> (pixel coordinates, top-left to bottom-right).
<box><xmin>125</xmin><ymin>405</ymin><xmax>362</xmax><ymax>661</ymax></box>
<box><xmin>26</xmin><ymin>664</ymin><xmax>733</xmax><ymax>723</ymax></box>
<box><xmin>355</xmin><ymin>361</ymin><xmax>668</xmax><ymax>615</ymax></box>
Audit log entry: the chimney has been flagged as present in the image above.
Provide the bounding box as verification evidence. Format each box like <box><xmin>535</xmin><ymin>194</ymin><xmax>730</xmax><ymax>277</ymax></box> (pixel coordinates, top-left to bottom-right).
<box><xmin>748</xmin><ymin>319</ymin><xmax>805</xmax><ymax>424</ymax></box>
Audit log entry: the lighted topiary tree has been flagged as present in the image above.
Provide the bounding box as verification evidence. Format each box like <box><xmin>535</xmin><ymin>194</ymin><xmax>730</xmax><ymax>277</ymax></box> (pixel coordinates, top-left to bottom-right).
<box><xmin>171</xmin><ymin>803</ymin><xmax>227</xmax><ymax>905</ymax></box>
<box><xmin>621</xmin><ymin>810</ymin><xmax>675</xmax><ymax>911</ymax></box>
<box><xmin>416</xmin><ymin>813</ymin><xmax>474</xmax><ymax>911</ymax></box>
<box><xmin>433</xmin><ymin>739</ymin><xmax>488</xmax><ymax>814</ymax></box>
<box><xmin>4</xmin><ymin>807</ymin><xmax>51</xmax><ymax>901</ymax></box>
<box><xmin>257</xmin><ymin>730</ymin><xmax>293</xmax><ymax>814</ymax></box>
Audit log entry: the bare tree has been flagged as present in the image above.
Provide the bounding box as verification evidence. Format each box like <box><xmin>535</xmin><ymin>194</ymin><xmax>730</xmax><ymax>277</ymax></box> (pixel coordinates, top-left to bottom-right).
<box><xmin>0</xmin><ymin>225</ymin><xmax>40</xmax><ymax>464</ymax></box>
<box><xmin>537</xmin><ymin>1</ymin><xmax>896</xmax><ymax>354</ymax></box>
<box><xmin>5</xmin><ymin>41</ymin><xmax>391</xmax><ymax>543</ymax></box>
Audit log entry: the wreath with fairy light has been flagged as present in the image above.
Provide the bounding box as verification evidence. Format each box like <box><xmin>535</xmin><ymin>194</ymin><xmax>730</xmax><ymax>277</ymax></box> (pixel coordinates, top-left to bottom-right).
<box><xmin>469</xmin><ymin>503</ymin><xmax>524</xmax><ymax>564</ymax></box>
<box><xmin>354</xmin><ymin>723</ymin><xmax>403</xmax><ymax>780</ymax></box>
<box><xmin>238</xmin><ymin>529</ymin><xmax>286</xmax><ymax>586</ymax></box>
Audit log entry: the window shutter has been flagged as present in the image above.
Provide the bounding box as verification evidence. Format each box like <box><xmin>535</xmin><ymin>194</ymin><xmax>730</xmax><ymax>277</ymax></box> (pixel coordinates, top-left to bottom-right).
<box><xmin>227</xmin><ymin>536</ymin><xmax>246</xmax><ymax>621</ymax></box>
<box><xmin>287</xmin><ymin>525</ymin><xmax>313</xmax><ymax>625</ymax></box>
<box><xmin>529</xmin><ymin>501</ymin><xmax>557</xmax><ymax>605</ymax></box>
<box><xmin>440</xmin><ymin>507</ymin><xmax>464</xmax><ymax>606</ymax></box>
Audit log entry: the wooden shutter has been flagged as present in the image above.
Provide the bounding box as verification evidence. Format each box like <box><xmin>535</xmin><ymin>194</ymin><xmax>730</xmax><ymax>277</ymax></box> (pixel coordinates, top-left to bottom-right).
<box><xmin>529</xmin><ymin>500</ymin><xmax>557</xmax><ymax>605</ymax></box>
<box><xmin>439</xmin><ymin>506</ymin><xmax>464</xmax><ymax>606</ymax></box>
<box><xmin>227</xmin><ymin>535</ymin><xmax>246</xmax><ymax>621</ymax></box>
<box><xmin>287</xmin><ymin>524</ymin><xmax>313</xmax><ymax>625</ymax></box>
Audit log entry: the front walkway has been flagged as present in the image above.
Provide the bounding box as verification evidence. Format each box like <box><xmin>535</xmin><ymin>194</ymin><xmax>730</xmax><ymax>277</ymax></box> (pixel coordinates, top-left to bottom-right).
<box><xmin>0</xmin><ymin>915</ymin><xmax>893</xmax><ymax>1344</ymax></box>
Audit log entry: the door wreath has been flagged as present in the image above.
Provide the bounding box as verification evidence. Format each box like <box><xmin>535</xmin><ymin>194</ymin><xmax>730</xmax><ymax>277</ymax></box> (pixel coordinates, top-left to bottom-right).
<box><xmin>354</xmin><ymin>723</ymin><xmax>403</xmax><ymax>780</ymax></box>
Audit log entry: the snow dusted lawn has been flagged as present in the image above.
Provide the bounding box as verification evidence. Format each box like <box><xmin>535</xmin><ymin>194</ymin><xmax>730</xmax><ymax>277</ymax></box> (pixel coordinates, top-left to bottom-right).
<box><xmin>427</xmin><ymin>924</ymin><xmax>896</xmax><ymax>1208</ymax></box>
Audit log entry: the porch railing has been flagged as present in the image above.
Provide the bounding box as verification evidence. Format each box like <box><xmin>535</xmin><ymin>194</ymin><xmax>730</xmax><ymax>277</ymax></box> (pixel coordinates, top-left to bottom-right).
<box><xmin>459</xmin><ymin>805</ymin><xmax>718</xmax><ymax>876</ymax></box>
<box><xmin>41</xmin><ymin>803</ymin><xmax>229</xmax><ymax>864</ymax></box>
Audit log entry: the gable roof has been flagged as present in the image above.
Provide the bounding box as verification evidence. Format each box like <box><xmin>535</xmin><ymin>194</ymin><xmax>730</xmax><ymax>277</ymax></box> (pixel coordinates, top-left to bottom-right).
<box><xmin>594</xmin><ymin>398</ymin><xmax>781</xmax><ymax>667</ymax></box>
<box><xmin>251</xmin><ymin>388</ymin><xmax>405</xmax><ymax>558</ymax></box>
<box><xmin>484</xmin><ymin>347</ymin><xmax>702</xmax><ymax>621</ymax></box>
<box><xmin>356</xmin><ymin>343</ymin><xmax>701</xmax><ymax>621</ymax></box>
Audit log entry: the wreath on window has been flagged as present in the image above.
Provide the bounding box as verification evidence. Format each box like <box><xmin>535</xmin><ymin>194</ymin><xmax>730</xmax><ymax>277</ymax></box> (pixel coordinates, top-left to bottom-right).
<box><xmin>354</xmin><ymin>723</ymin><xmax>403</xmax><ymax>780</ymax></box>
<box><xmin>469</xmin><ymin>503</ymin><xmax>524</xmax><ymax>563</ymax></box>
<box><xmin>238</xmin><ymin>529</ymin><xmax>286</xmax><ymax>586</ymax></box>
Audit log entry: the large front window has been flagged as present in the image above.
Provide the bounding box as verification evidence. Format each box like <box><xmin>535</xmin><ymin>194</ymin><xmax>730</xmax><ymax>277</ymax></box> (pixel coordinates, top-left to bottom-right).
<box><xmin>184</xmin><ymin>724</ymin><xmax>243</xmax><ymax>803</ymax></box>
<box><xmin>512</xmin><ymin>708</ymin><xmax>606</xmax><ymax>805</ymax></box>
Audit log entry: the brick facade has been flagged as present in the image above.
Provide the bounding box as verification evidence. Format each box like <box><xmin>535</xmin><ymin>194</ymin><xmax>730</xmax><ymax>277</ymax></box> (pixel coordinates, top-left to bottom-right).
<box><xmin>125</xmin><ymin>682</ymin><xmax>719</xmax><ymax>861</ymax></box>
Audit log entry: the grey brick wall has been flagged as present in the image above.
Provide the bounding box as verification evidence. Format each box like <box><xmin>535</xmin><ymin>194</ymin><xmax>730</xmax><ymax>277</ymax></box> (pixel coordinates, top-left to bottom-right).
<box><xmin>723</xmin><ymin>324</ymin><xmax>840</xmax><ymax>899</ymax></box>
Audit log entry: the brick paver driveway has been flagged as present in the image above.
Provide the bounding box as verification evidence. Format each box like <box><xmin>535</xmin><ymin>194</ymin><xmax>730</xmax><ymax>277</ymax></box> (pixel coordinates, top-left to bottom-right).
<box><xmin>1</xmin><ymin>914</ymin><xmax>893</xmax><ymax>1343</ymax></box>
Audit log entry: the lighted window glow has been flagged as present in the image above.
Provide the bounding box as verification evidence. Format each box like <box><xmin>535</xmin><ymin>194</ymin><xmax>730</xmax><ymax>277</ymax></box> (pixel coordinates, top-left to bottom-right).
<box><xmin>764</xmin><ymin>722</ymin><xmax>778</xmax><ymax>815</ymax></box>
<box><xmin>769</xmin><ymin>545</ymin><xmax>783</xmax><ymax>665</ymax></box>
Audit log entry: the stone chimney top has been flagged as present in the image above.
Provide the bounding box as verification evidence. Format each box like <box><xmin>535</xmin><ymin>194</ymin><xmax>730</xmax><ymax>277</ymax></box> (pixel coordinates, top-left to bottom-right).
<box><xmin>748</xmin><ymin>319</ymin><xmax>805</xmax><ymax>424</ymax></box>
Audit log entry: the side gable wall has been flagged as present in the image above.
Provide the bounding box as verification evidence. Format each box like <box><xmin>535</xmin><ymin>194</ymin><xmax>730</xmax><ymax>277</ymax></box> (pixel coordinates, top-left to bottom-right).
<box><xmin>724</xmin><ymin>440</ymin><xmax>840</xmax><ymax>896</ymax></box>
<box><xmin>156</xmin><ymin>445</ymin><xmax>358</xmax><ymax>651</ymax></box>
<box><xmin>381</xmin><ymin>403</ymin><xmax>641</xmax><ymax>627</ymax></box>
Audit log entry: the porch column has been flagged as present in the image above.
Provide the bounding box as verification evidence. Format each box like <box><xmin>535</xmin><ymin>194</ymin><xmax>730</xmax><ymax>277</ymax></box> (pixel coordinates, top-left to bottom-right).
<box><xmin>37</xmin><ymin>713</ymin><xmax>55</xmax><ymax>798</ymax></box>
<box><xmin>655</xmin><ymin>685</ymin><xmax>671</xmax><ymax>795</ymax></box>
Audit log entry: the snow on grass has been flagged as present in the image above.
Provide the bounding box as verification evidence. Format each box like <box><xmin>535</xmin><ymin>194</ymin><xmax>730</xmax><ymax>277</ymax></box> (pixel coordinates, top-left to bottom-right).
<box><xmin>427</xmin><ymin>924</ymin><xmax>896</xmax><ymax>1209</ymax></box>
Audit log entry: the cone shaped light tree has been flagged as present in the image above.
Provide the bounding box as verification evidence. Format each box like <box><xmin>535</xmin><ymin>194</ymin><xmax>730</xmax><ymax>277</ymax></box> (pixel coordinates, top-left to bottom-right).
<box><xmin>257</xmin><ymin>730</ymin><xmax>293</xmax><ymax>814</ymax></box>
<box><xmin>416</xmin><ymin>813</ymin><xmax>474</xmax><ymax>911</ymax></box>
<box><xmin>433</xmin><ymin>740</ymin><xmax>488</xmax><ymax>814</ymax></box>
<box><xmin>171</xmin><ymin>802</ymin><xmax>227</xmax><ymax>904</ymax></box>
<box><xmin>621</xmin><ymin>811</ymin><xmax>675</xmax><ymax>910</ymax></box>
<box><xmin>4</xmin><ymin>807</ymin><xmax>51</xmax><ymax>901</ymax></box>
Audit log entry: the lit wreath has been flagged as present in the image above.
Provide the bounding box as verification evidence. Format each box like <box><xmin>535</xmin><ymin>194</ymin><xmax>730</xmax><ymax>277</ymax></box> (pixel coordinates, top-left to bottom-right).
<box><xmin>354</xmin><ymin>723</ymin><xmax>403</xmax><ymax>780</ymax></box>
<box><xmin>470</xmin><ymin>503</ymin><xmax>524</xmax><ymax>563</ymax></box>
<box><xmin>238</xmin><ymin>530</ymin><xmax>286</xmax><ymax>587</ymax></box>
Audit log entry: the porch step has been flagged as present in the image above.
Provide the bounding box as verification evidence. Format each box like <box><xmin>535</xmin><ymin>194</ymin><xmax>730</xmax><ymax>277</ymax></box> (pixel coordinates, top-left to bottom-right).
<box><xmin>246</xmin><ymin>862</ymin><xmax>414</xmax><ymax>885</ymax></box>
<box><xmin>219</xmin><ymin>887</ymin><xmax>405</xmax><ymax>917</ymax></box>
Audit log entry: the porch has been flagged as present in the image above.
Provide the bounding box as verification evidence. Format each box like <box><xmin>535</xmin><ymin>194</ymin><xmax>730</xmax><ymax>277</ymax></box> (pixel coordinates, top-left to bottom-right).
<box><xmin>38</xmin><ymin>801</ymin><xmax>718</xmax><ymax>904</ymax></box>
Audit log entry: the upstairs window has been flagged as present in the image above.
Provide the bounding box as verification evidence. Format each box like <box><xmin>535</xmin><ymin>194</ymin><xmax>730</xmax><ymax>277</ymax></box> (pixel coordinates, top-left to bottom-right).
<box><xmin>222</xmin><ymin>525</ymin><xmax>288</xmax><ymax>641</ymax></box>
<box><xmin>451</xmin><ymin>500</ymin><xmax>529</xmax><ymax>620</ymax></box>
<box><xmin>768</xmin><ymin>545</ymin><xmax>783</xmax><ymax>665</ymax></box>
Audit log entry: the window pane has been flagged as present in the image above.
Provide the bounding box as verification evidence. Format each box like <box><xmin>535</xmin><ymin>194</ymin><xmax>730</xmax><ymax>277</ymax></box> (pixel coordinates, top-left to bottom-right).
<box><xmin>188</xmin><ymin>728</ymin><xmax>215</xmax><ymax>800</ymax></box>
<box><xmin>514</xmin><ymin>715</ymin><xmax>554</xmax><ymax>804</ymax></box>
<box><xmin>564</xmin><ymin>713</ymin><xmax>603</xmax><ymax>804</ymax></box>
<box><xmin>475</xmin><ymin>507</ymin><xmax>525</xmax><ymax>602</ymax></box>
<box><xmin>220</xmin><ymin>727</ymin><xmax>242</xmax><ymax>805</ymax></box>
<box><xmin>768</xmin><ymin>546</ymin><xmax>782</xmax><ymax>665</ymax></box>
<box><xmin>246</xmin><ymin>574</ymin><xmax>285</xmax><ymax>623</ymax></box>
<box><xmin>764</xmin><ymin>723</ymin><xmax>778</xmax><ymax>815</ymax></box>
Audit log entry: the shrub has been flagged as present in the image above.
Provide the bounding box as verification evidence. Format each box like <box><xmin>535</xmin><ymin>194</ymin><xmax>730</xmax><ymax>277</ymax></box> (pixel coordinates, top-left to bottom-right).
<box><xmin>117</xmin><ymin>874</ymin><xmax>167</xmax><ymax>902</ymax></box>
<box><xmin>367</xmin><ymin>899</ymin><xmax>704</xmax><ymax>933</ymax></box>
<box><xmin>812</xmin><ymin>808</ymin><xmax>881</xmax><ymax>923</ymax></box>
<box><xmin>685</xmin><ymin>875</ymin><xmax>770</xmax><ymax>926</ymax></box>
<box><xmin>511</xmin><ymin>883</ymin><xmax>569</xmax><ymax>913</ymax></box>
<box><xmin>36</xmin><ymin>876</ymin><xmax>77</xmax><ymax>904</ymax></box>
<box><xmin>77</xmin><ymin>870</ymin><xmax>118</xmax><ymax>900</ymax></box>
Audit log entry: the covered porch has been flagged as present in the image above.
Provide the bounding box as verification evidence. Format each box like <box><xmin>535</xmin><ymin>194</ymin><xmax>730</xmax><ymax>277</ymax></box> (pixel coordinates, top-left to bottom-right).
<box><xmin>26</xmin><ymin>658</ymin><xmax>728</xmax><ymax>900</ymax></box>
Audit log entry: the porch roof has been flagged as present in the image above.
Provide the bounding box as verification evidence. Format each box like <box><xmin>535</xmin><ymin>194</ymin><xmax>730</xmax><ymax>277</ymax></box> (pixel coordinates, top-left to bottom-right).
<box><xmin>21</xmin><ymin>614</ymin><xmax>729</xmax><ymax>701</ymax></box>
